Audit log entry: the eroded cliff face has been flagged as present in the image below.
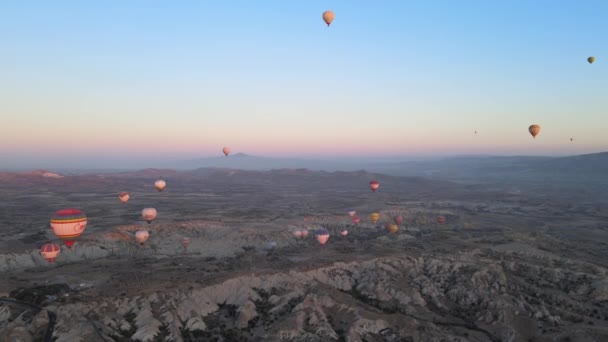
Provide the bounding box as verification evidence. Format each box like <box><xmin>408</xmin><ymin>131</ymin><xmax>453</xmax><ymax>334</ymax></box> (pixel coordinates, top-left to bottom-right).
<box><xmin>3</xmin><ymin>249</ymin><xmax>607</xmax><ymax>342</ymax></box>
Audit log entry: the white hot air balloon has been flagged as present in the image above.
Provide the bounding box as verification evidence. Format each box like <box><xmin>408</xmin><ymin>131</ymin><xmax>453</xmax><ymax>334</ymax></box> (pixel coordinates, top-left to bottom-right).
<box><xmin>142</xmin><ymin>208</ymin><xmax>157</xmax><ymax>224</ymax></box>
<box><xmin>154</xmin><ymin>180</ymin><xmax>166</xmax><ymax>192</ymax></box>
<box><xmin>135</xmin><ymin>230</ymin><xmax>149</xmax><ymax>245</ymax></box>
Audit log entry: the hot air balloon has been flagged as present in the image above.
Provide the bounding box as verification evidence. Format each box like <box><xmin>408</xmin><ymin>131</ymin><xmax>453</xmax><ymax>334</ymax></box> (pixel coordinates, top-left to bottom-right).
<box><xmin>437</xmin><ymin>216</ymin><xmax>446</xmax><ymax>225</ymax></box>
<box><xmin>222</xmin><ymin>147</ymin><xmax>231</xmax><ymax>156</ymax></box>
<box><xmin>369</xmin><ymin>180</ymin><xmax>380</xmax><ymax>192</ymax></box>
<box><xmin>155</xmin><ymin>180</ymin><xmax>166</xmax><ymax>192</ymax></box>
<box><xmin>352</xmin><ymin>216</ymin><xmax>361</xmax><ymax>224</ymax></box>
<box><xmin>50</xmin><ymin>208</ymin><xmax>87</xmax><ymax>249</ymax></box>
<box><xmin>570</xmin><ymin>138</ymin><xmax>574</xmax><ymax>142</ymax></box>
<box><xmin>340</xmin><ymin>229</ymin><xmax>348</xmax><ymax>237</ymax></box>
<box><xmin>181</xmin><ymin>237</ymin><xmax>192</xmax><ymax>250</ymax></box>
<box><xmin>370</xmin><ymin>213</ymin><xmax>380</xmax><ymax>224</ymax></box>
<box><xmin>322</xmin><ymin>10</ymin><xmax>334</xmax><ymax>27</ymax></box>
<box><xmin>142</xmin><ymin>208</ymin><xmax>157</xmax><ymax>224</ymax></box>
<box><xmin>387</xmin><ymin>224</ymin><xmax>398</xmax><ymax>234</ymax></box>
<box><xmin>474</xmin><ymin>131</ymin><xmax>478</xmax><ymax>134</ymax></box>
<box><xmin>588</xmin><ymin>56</ymin><xmax>595</xmax><ymax>64</ymax></box>
<box><xmin>348</xmin><ymin>210</ymin><xmax>356</xmax><ymax>217</ymax></box>
<box><xmin>301</xmin><ymin>229</ymin><xmax>309</xmax><ymax>239</ymax></box>
<box><xmin>135</xmin><ymin>230</ymin><xmax>149</xmax><ymax>245</ymax></box>
<box><xmin>315</xmin><ymin>228</ymin><xmax>330</xmax><ymax>245</ymax></box>
<box><xmin>40</xmin><ymin>243</ymin><xmax>61</xmax><ymax>263</ymax></box>
<box><xmin>119</xmin><ymin>192</ymin><xmax>130</xmax><ymax>203</ymax></box>
<box><xmin>528</xmin><ymin>125</ymin><xmax>541</xmax><ymax>139</ymax></box>
<box><xmin>394</xmin><ymin>215</ymin><xmax>404</xmax><ymax>225</ymax></box>
<box><xmin>293</xmin><ymin>229</ymin><xmax>303</xmax><ymax>239</ymax></box>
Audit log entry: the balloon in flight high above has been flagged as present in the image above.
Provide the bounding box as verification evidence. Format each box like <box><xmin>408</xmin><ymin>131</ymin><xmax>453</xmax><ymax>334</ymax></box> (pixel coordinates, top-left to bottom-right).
<box><xmin>369</xmin><ymin>180</ymin><xmax>379</xmax><ymax>192</ymax></box>
<box><xmin>50</xmin><ymin>208</ymin><xmax>87</xmax><ymax>249</ymax></box>
<box><xmin>222</xmin><ymin>147</ymin><xmax>231</xmax><ymax>156</ymax></box>
<box><xmin>154</xmin><ymin>180</ymin><xmax>166</xmax><ymax>192</ymax></box>
<box><xmin>588</xmin><ymin>56</ymin><xmax>595</xmax><ymax>64</ymax></box>
<box><xmin>528</xmin><ymin>125</ymin><xmax>541</xmax><ymax>139</ymax></box>
<box><xmin>322</xmin><ymin>10</ymin><xmax>334</xmax><ymax>27</ymax></box>
<box><xmin>135</xmin><ymin>230</ymin><xmax>149</xmax><ymax>245</ymax></box>
<box><xmin>40</xmin><ymin>243</ymin><xmax>61</xmax><ymax>263</ymax></box>
<box><xmin>142</xmin><ymin>208</ymin><xmax>158</xmax><ymax>224</ymax></box>
<box><xmin>118</xmin><ymin>192</ymin><xmax>130</xmax><ymax>203</ymax></box>
<box><xmin>387</xmin><ymin>224</ymin><xmax>398</xmax><ymax>234</ymax></box>
<box><xmin>370</xmin><ymin>212</ymin><xmax>380</xmax><ymax>224</ymax></box>
<box><xmin>315</xmin><ymin>228</ymin><xmax>330</xmax><ymax>245</ymax></box>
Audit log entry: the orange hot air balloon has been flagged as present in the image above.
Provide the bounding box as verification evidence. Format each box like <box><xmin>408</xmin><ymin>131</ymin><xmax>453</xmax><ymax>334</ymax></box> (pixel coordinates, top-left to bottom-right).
<box><xmin>119</xmin><ymin>192</ymin><xmax>130</xmax><ymax>203</ymax></box>
<box><xmin>315</xmin><ymin>229</ymin><xmax>330</xmax><ymax>245</ymax></box>
<box><xmin>40</xmin><ymin>243</ymin><xmax>61</xmax><ymax>263</ymax></box>
<box><xmin>181</xmin><ymin>237</ymin><xmax>192</xmax><ymax>250</ymax></box>
<box><xmin>437</xmin><ymin>216</ymin><xmax>446</xmax><ymax>225</ymax></box>
<box><xmin>387</xmin><ymin>224</ymin><xmax>398</xmax><ymax>234</ymax></box>
<box><xmin>370</xmin><ymin>212</ymin><xmax>380</xmax><ymax>224</ymax></box>
<box><xmin>528</xmin><ymin>125</ymin><xmax>541</xmax><ymax>139</ymax></box>
<box><xmin>50</xmin><ymin>208</ymin><xmax>87</xmax><ymax>249</ymax></box>
<box><xmin>155</xmin><ymin>180</ymin><xmax>166</xmax><ymax>192</ymax></box>
<box><xmin>142</xmin><ymin>208</ymin><xmax>157</xmax><ymax>224</ymax></box>
<box><xmin>222</xmin><ymin>147</ymin><xmax>231</xmax><ymax>156</ymax></box>
<box><xmin>352</xmin><ymin>216</ymin><xmax>361</xmax><ymax>224</ymax></box>
<box><xmin>322</xmin><ymin>10</ymin><xmax>334</xmax><ymax>27</ymax></box>
<box><xmin>340</xmin><ymin>229</ymin><xmax>348</xmax><ymax>236</ymax></box>
<box><xmin>369</xmin><ymin>180</ymin><xmax>380</xmax><ymax>192</ymax></box>
<box><xmin>135</xmin><ymin>230</ymin><xmax>149</xmax><ymax>245</ymax></box>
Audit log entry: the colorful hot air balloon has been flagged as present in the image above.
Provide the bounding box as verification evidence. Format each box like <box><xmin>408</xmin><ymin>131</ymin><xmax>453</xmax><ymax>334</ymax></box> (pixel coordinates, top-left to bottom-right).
<box><xmin>437</xmin><ymin>216</ymin><xmax>446</xmax><ymax>225</ymax></box>
<box><xmin>155</xmin><ymin>180</ymin><xmax>166</xmax><ymax>192</ymax></box>
<box><xmin>528</xmin><ymin>125</ymin><xmax>541</xmax><ymax>139</ymax></box>
<box><xmin>340</xmin><ymin>229</ymin><xmax>348</xmax><ymax>236</ymax></box>
<box><xmin>369</xmin><ymin>180</ymin><xmax>380</xmax><ymax>192</ymax></box>
<box><xmin>40</xmin><ymin>243</ymin><xmax>61</xmax><ymax>263</ymax></box>
<box><xmin>222</xmin><ymin>147</ymin><xmax>231</xmax><ymax>156</ymax></box>
<box><xmin>352</xmin><ymin>216</ymin><xmax>361</xmax><ymax>224</ymax></box>
<box><xmin>142</xmin><ymin>208</ymin><xmax>157</xmax><ymax>224</ymax></box>
<box><xmin>394</xmin><ymin>215</ymin><xmax>404</xmax><ymax>225</ymax></box>
<box><xmin>322</xmin><ymin>10</ymin><xmax>334</xmax><ymax>27</ymax></box>
<box><xmin>387</xmin><ymin>224</ymin><xmax>398</xmax><ymax>234</ymax></box>
<box><xmin>315</xmin><ymin>228</ymin><xmax>330</xmax><ymax>245</ymax></box>
<box><xmin>348</xmin><ymin>210</ymin><xmax>356</xmax><ymax>217</ymax></box>
<box><xmin>181</xmin><ymin>237</ymin><xmax>192</xmax><ymax>250</ymax></box>
<box><xmin>50</xmin><ymin>208</ymin><xmax>87</xmax><ymax>249</ymax></box>
<box><xmin>135</xmin><ymin>230</ymin><xmax>149</xmax><ymax>245</ymax></box>
<box><xmin>293</xmin><ymin>229</ymin><xmax>303</xmax><ymax>239</ymax></box>
<box><xmin>588</xmin><ymin>56</ymin><xmax>595</xmax><ymax>64</ymax></box>
<box><xmin>119</xmin><ymin>192</ymin><xmax>130</xmax><ymax>203</ymax></box>
<box><xmin>370</xmin><ymin>213</ymin><xmax>380</xmax><ymax>224</ymax></box>
<box><xmin>301</xmin><ymin>229</ymin><xmax>309</xmax><ymax>239</ymax></box>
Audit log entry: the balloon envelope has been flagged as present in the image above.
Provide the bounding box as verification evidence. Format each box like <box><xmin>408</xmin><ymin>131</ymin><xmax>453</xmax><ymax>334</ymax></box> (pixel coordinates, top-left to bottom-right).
<box><xmin>155</xmin><ymin>180</ymin><xmax>166</xmax><ymax>192</ymax></box>
<box><xmin>322</xmin><ymin>10</ymin><xmax>334</xmax><ymax>26</ymax></box>
<box><xmin>40</xmin><ymin>243</ymin><xmax>61</xmax><ymax>263</ymax></box>
<box><xmin>135</xmin><ymin>230</ymin><xmax>149</xmax><ymax>244</ymax></box>
<box><xmin>340</xmin><ymin>229</ymin><xmax>348</xmax><ymax>236</ymax></box>
<box><xmin>369</xmin><ymin>180</ymin><xmax>380</xmax><ymax>192</ymax></box>
<box><xmin>181</xmin><ymin>237</ymin><xmax>192</xmax><ymax>249</ymax></box>
<box><xmin>370</xmin><ymin>213</ymin><xmax>380</xmax><ymax>224</ymax></box>
<box><xmin>315</xmin><ymin>229</ymin><xmax>330</xmax><ymax>245</ymax></box>
<box><xmin>301</xmin><ymin>229</ymin><xmax>309</xmax><ymax>239</ymax></box>
<box><xmin>142</xmin><ymin>208</ymin><xmax>157</xmax><ymax>223</ymax></box>
<box><xmin>352</xmin><ymin>216</ymin><xmax>361</xmax><ymax>224</ymax></box>
<box><xmin>348</xmin><ymin>210</ymin><xmax>356</xmax><ymax>217</ymax></box>
<box><xmin>119</xmin><ymin>192</ymin><xmax>130</xmax><ymax>203</ymax></box>
<box><xmin>437</xmin><ymin>216</ymin><xmax>446</xmax><ymax>224</ymax></box>
<box><xmin>388</xmin><ymin>224</ymin><xmax>398</xmax><ymax>234</ymax></box>
<box><xmin>394</xmin><ymin>215</ymin><xmax>403</xmax><ymax>225</ymax></box>
<box><xmin>528</xmin><ymin>125</ymin><xmax>541</xmax><ymax>138</ymax></box>
<box><xmin>588</xmin><ymin>56</ymin><xmax>595</xmax><ymax>64</ymax></box>
<box><xmin>293</xmin><ymin>230</ymin><xmax>303</xmax><ymax>239</ymax></box>
<box><xmin>50</xmin><ymin>208</ymin><xmax>87</xmax><ymax>249</ymax></box>
<box><xmin>222</xmin><ymin>147</ymin><xmax>231</xmax><ymax>156</ymax></box>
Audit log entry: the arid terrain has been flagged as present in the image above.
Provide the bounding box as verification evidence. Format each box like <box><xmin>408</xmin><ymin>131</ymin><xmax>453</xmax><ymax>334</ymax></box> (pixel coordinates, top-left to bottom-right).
<box><xmin>1</xmin><ymin>168</ymin><xmax>608</xmax><ymax>341</ymax></box>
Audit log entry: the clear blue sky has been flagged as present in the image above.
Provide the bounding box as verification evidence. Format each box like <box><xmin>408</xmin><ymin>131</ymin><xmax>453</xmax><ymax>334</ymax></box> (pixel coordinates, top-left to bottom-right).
<box><xmin>1</xmin><ymin>1</ymin><xmax>607</xmax><ymax>168</ymax></box>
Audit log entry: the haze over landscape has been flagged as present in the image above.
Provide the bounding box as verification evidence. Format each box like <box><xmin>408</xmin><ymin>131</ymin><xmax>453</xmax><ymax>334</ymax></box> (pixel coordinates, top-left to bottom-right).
<box><xmin>1</xmin><ymin>1</ymin><xmax>608</xmax><ymax>342</ymax></box>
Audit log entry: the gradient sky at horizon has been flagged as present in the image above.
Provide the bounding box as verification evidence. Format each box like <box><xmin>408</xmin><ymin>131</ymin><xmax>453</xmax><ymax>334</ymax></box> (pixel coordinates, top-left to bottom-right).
<box><xmin>1</xmin><ymin>1</ymin><xmax>607</xmax><ymax>168</ymax></box>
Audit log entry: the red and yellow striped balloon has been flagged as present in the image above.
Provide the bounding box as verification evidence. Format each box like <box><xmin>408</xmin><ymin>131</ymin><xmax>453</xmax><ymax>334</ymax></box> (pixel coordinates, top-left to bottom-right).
<box><xmin>40</xmin><ymin>243</ymin><xmax>61</xmax><ymax>263</ymax></box>
<box><xmin>50</xmin><ymin>208</ymin><xmax>87</xmax><ymax>248</ymax></box>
